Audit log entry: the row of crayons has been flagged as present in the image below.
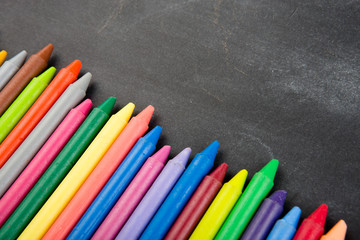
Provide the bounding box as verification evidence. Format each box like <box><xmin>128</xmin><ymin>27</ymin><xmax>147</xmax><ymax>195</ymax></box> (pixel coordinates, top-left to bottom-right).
<box><xmin>0</xmin><ymin>44</ymin><xmax>347</xmax><ymax>240</ymax></box>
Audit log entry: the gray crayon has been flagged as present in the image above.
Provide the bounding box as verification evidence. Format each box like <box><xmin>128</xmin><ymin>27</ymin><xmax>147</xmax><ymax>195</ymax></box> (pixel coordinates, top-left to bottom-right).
<box><xmin>0</xmin><ymin>50</ymin><xmax>27</xmax><ymax>90</ymax></box>
<box><xmin>0</xmin><ymin>73</ymin><xmax>92</xmax><ymax>196</ymax></box>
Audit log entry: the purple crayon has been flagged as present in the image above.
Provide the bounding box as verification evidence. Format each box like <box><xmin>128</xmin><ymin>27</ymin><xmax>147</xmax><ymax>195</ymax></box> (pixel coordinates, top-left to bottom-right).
<box><xmin>241</xmin><ymin>190</ymin><xmax>287</xmax><ymax>240</ymax></box>
<box><xmin>116</xmin><ymin>148</ymin><xmax>192</xmax><ymax>240</ymax></box>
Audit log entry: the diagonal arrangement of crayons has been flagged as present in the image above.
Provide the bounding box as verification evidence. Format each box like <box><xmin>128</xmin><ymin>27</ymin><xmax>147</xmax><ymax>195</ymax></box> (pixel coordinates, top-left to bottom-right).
<box><xmin>0</xmin><ymin>44</ymin><xmax>347</xmax><ymax>240</ymax></box>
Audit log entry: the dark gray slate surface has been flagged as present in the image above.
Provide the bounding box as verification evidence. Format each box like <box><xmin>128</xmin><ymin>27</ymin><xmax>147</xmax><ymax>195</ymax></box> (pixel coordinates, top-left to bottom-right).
<box><xmin>0</xmin><ymin>0</ymin><xmax>359</xmax><ymax>238</ymax></box>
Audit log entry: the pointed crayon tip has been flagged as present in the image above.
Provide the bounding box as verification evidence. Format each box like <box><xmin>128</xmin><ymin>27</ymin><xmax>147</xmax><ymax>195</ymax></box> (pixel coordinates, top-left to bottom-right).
<box><xmin>36</xmin><ymin>43</ymin><xmax>54</xmax><ymax>62</ymax></box>
<box><xmin>201</xmin><ymin>140</ymin><xmax>220</xmax><ymax>161</ymax></box>
<box><xmin>143</xmin><ymin>126</ymin><xmax>162</xmax><ymax>144</ymax></box>
<box><xmin>136</xmin><ymin>105</ymin><xmax>154</xmax><ymax>124</ymax></box>
<box><xmin>259</xmin><ymin>159</ymin><xmax>279</xmax><ymax>181</ymax></box>
<box><xmin>269</xmin><ymin>190</ymin><xmax>287</xmax><ymax>206</ymax></box>
<box><xmin>0</xmin><ymin>50</ymin><xmax>7</xmax><ymax>64</ymax></box>
<box><xmin>75</xmin><ymin>99</ymin><xmax>93</xmax><ymax>116</ymax></box>
<box><xmin>209</xmin><ymin>163</ymin><xmax>228</xmax><ymax>182</ymax></box>
<box><xmin>65</xmin><ymin>59</ymin><xmax>82</xmax><ymax>77</ymax></box>
<box><xmin>72</xmin><ymin>72</ymin><xmax>92</xmax><ymax>91</ymax></box>
<box><xmin>98</xmin><ymin>97</ymin><xmax>116</xmax><ymax>115</ymax></box>
<box><xmin>151</xmin><ymin>145</ymin><xmax>171</xmax><ymax>164</ymax></box>
<box><xmin>172</xmin><ymin>147</ymin><xmax>192</xmax><ymax>167</ymax></box>
<box><xmin>229</xmin><ymin>169</ymin><xmax>248</xmax><ymax>190</ymax></box>
<box><xmin>116</xmin><ymin>102</ymin><xmax>135</xmax><ymax>122</ymax></box>
<box><xmin>321</xmin><ymin>220</ymin><xmax>347</xmax><ymax>239</ymax></box>
<box><xmin>9</xmin><ymin>50</ymin><xmax>27</xmax><ymax>67</ymax></box>
<box><xmin>308</xmin><ymin>204</ymin><xmax>328</xmax><ymax>227</ymax></box>
<box><xmin>283</xmin><ymin>206</ymin><xmax>302</xmax><ymax>227</ymax></box>
<box><xmin>37</xmin><ymin>67</ymin><xmax>56</xmax><ymax>84</ymax></box>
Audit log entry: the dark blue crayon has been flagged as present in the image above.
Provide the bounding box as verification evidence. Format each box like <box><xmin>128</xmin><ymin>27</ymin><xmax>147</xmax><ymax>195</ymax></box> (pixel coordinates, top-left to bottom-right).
<box><xmin>241</xmin><ymin>190</ymin><xmax>287</xmax><ymax>240</ymax></box>
<box><xmin>67</xmin><ymin>126</ymin><xmax>162</xmax><ymax>240</ymax></box>
<box><xmin>139</xmin><ymin>141</ymin><xmax>219</xmax><ymax>240</ymax></box>
<box><xmin>266</xmin><ymin>206</ymin><xmax>302</xmax><ymax>240</ymax></box>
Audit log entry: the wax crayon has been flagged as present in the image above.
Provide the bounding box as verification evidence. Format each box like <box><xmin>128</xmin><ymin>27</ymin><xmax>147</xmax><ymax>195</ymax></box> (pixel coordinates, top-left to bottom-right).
<box><xmin>190</xmin><ymin>169</ymin><xmax>248</xmax><ymax>240</ymax></box>
<box><xmin>241</xmin><ymin>190</ymin><xmax>287</xmax><ymax>240</ymax></box>
<box><xmin>0</xmin><ymin>99</ymin><xmax>91</xmax><ymax>227</ymax></box>
<box><xmin>0</xmin><ymin>50</ymin><xmax>7</xmax><ymax>65</ymax></box>
<box><xmin>266</xmin><ymin>206</ymin><xmax>302</xmax><ymax>240</ymax></box>
<box><xmin>0</xmin><ymin>73</ymin><xmax>90</xmax><ymax>197</ymax></box>
<box><xmin>320</xmin><ymin>220</ymin><xmax>347</xmax><ymax>240</ymax></box>
<box><xmin>117</xmin><ymin>148</ymin><xmax>192</xmax><ymax>240</ymax></box>
<box><xmin>0</xmin><ymin>67</ymin><xmax>56</xmax><ymax>142</ymax></box>
<box><xmin>293</xmin><ymin>204</ymin><xmax>328</xmax><ymax>240</ymax></box>
<box><xmin>93</xmin><ymin>146</ymin><xmax>171</xmax><ymax>240</ymax></box>
<box><xmin>0</xmin><ymin>60</ymin><xmax>81</xmax><ymax>168</ymax></box>
<box><xmin>18</xmin><ymin>99</ymin><xmax>131</xmax><ymax>239</ymax></box>
<box><xmin>67</xmin><ymin>126</ymin><xmax>162</xmax><ymax>240</ymax></box>
<box><xmin>0</xmin><ymin>44</ymin><xmax>53</xmax><ymax>116</ymax></box>
<box><xmin>165</xmin><ymin>163</ymin><xmax>228</xmax><ymax>240</ymax></box>
<box><xmin>43</xmin><ymin>106</ymin><xmax>154</xmax><ymax>240</ymax></box>
<box><xmin>140</xmin><ymin>141</ymin><xmax>219</xmax><ymax>240</ymax></box>
<box><xmin>215</xmin><ymin>159</ymin><xmax>279</xmax><ymax>240</ymax></box>
<box><xmin>0</xmin><ymin>50</ymin><xmax>27</xmax><ymax>90</ymax></box>
<box><xmin>0</xmin><ymin>98</ymin><xmax>114</xmax><ymax>240</ymax></box>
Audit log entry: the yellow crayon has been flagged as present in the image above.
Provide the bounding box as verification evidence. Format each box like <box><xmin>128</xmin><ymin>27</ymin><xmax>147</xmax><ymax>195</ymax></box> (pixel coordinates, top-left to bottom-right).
<box><xmin>18</xmin><ymin>102</ymin><xmax>135</xmax><ymax>240</ymax></box>
<box><xmin>320</xmin><ymin>220</ymin><xmax>347</xmax><ymax>240</ymax></box>
<box><xmin>190</xmin><ymin>169</ymin><xmax>248</xmax><ymax>240</ymax></box>
<box><xmin>0</xmin><ymin>50</ymin><xmax>7</xmax><ymax>66</ymax></box>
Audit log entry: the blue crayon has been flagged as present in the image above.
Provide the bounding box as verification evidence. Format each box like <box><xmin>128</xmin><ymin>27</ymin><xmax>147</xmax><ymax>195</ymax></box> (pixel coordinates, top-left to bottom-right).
<box><xmin>67</xmin><ymin>126</ymin><xmax>162</xmax><ymax>240</ymax></box>
<box><xmin>140</xmin><ymin>141</ymin><xmax>219</xmax><ymax>240</ymax></box>
<box><xmin>266</xmin><ymin>206</ymin><xmax>302</xmax><ymax>240</ymax></box>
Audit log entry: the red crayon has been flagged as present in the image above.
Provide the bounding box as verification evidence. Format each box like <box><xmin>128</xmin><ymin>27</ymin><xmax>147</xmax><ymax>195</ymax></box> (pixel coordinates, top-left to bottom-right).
<box><xmin>293</xmin><ymin>204</ymin><xmax>328</xmax><ymax>240</ymax></box>
<box><xmin>164</xmin><ymin>163</ymin><xmax>228</xmax><ymax>240</ymax></box>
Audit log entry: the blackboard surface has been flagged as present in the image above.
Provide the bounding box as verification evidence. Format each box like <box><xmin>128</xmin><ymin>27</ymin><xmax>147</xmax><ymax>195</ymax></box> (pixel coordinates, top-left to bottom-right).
<box><xmin>1</xmin><ymin>0</ymin><xmax>359</xmax><ymax>238</ymax></box>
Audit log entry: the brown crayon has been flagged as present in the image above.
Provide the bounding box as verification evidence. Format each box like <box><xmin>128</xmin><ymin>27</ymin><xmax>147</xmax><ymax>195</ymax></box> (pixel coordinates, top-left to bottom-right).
<box><xmin>0</xmin><ymin>44</ymin><xmax>53</xmax><ymax>116</ymax></box>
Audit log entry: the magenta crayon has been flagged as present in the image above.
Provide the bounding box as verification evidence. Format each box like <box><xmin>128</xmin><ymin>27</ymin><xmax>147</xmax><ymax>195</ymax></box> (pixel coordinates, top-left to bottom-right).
<box><xmin>241</xmin><ymin>190</ymin><xmax>287</xmax><ymax>240</ymax></box>
<box><xmin>0</xmin><ymin>99</ymin><xmax>91</xmax><ymax>227</ymax></box>
<box><xmin>117</xmin><ymin>148</ymin><xmax>192</xmax><ymax>240</ymax></box>
<box><xmin>92</xmin><ymin>146</ymin><xmax>171</xmax><ymax>240</ymax></box>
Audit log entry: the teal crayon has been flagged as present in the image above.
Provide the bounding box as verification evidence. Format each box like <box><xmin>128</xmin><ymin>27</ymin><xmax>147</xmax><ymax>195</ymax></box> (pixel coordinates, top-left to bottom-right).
<box><xmin>140</xmin><ymin>141</ymin><xmax>219</xmax><ymax>240</ymax></box>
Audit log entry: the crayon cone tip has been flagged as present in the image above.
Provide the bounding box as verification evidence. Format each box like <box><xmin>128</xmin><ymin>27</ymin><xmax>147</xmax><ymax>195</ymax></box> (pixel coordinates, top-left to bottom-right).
<box><xmin>201</xmin><ymin>140</ymin><xmax>220</xmax><ymax>161</ymax></box>
<box><xmin>152</xmin><ymin>145</ymin><xmax>171</xmax><ymax>164</ymax></box>
<box><xmin>259</xmin><ymin>159</ymin><xmax>279</xmax><ymax>181</ymax></box>
<box><xmin>144</xmin><ymin>126</ymin><xmax>162</xmax><ymax>144</ymax></box>
<box><xmin>136</xmin><ymin>105</ymin><xmax>154</xmax><ymax>124</ymax></box>
<box><xmin>76</xmin><ymin>99</ymin><xmax>93</xmax><ymax>116</ymax></box>
<box><xmin>37</xmin><ymin>43</ymin><xmax>54</xmax><ymax>62</ymax></box>
<box><xmin>116</xmin><ymin>102</ymin><xmax>135</xmax><ymax>122</ymax></box>
<box><xmin>229</xmin><ymin>169</ymin><xmax>248</xmax><ymax>190</ymax></box>
<box><xmin>98</xmin><ymin>97</ymin><xmax>116</xmax><ymax>114</ymax></box>
<box><xmin>309</xmin><ymin>204</ymin><xmax>328</xmax><ymax>227</ymax></box>
<box><xmin>9</xmin><ymin>50</ymin><xmax>27</xmax><ymax>67</ymax></box>
<box><xmin>172</xmin><ymin>147</ymin><xmax>192</xmax><ymax>167</ymax></box>
<box><xmin>283</xmin><ymin>206</ymin><xmax>302</xmax><ymax>227</ymax></box>
<box><xmin>209</xmin><ymin>163</ymin><xmax>228</xmax><ymax>182</ymax></box>
<box><xmin>268</xmin><ymin>190</ymin><xmax>287</xmax><ymax>206</ymax></box>
<box><xmin>66</xmin><ymin>60</ymin><xmax>82</xmax><ymax>77</ymax></box>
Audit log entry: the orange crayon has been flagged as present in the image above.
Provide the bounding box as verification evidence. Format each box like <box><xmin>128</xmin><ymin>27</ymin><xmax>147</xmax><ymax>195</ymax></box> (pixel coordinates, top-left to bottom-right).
<box><xmin>320</xmin><ymin>220</ymin><xmax>347</xmax><ymax>240</ymax></box>
<box><xmin>0</xmin><ymin>60</ymin><xmax>81</xmax><ymax>168</ymax></box>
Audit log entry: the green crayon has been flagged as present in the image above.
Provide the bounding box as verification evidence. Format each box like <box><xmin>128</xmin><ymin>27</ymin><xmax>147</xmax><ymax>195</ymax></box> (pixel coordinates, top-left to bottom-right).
<box><xmin>0</xmin><ymin>97</ymin><xmax>116</xmax><ymax>240</ymax></box>
<box><xmin>215</xmin><ymin>159</ymin><xmax>279</xmax><ymax>240</ymax></box>
<box><xmin>0</xmin><ymin>67</ymin><xmax>56</xmax><ymax>142</ymax></box>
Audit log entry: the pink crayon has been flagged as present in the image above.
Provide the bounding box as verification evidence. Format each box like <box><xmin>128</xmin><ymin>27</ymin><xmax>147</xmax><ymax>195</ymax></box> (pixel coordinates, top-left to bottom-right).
<box><xmin>0</xmin><ymin>99</ymin><xmax>92</xmax><ymax>227</ymax></box>
<box><xmin>91</xmin><ymin>145</ymin><xmax>171</xmax><ymax>240</ymax></box>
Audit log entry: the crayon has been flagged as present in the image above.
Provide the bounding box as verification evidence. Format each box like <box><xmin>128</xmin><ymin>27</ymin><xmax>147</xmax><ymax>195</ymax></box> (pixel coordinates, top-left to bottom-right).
<box><xmin>190</xmin><ymin>169</ymin><xmax>248</xmax><ymax>240</ymax></box>
<box><xmin>43</xmin><ymin>106</ymin><xmax>154</xmax><ymax>240</ymax></box>
<box><xmin>0</xmin><ymin>99</ymin><xmax>91</xmax><ymax>227</ymax></box>
<box><xmin>140</xmin><ymin>141</ymin><xmax>219</xmax><ymax>240</ymax></box>
<box><xmin>18</xmin><ymin>99</ymin><xmax>131</xmax><ymax>239</ymax></box>
<box><xmin>0</xmin><ymin>50</ymin><xmax>7</xmax><ymax>65</ymax></box>
<box><xmin>0</xmin><ymin>98</ymin><xmax>114</xmax><ymax>240</ymax></box>
<box><xmin>117</xmin><ymin>148</ymin><xmax>192</xmax><ymax>240</ymax></box>
<box><xmin>0</xmin><ymin>44</ymin><xmax>53</xmax><ymax>116</ymax></box>
<box><xmin>320</xmin><ymin>220</ymin><xmax>347</xmax><ymax>240</ymax></box>
<box><xmin>215</xmin><ymin>159</ymin><xmax>279</xmax><ymax>240</ymax></box>
<box><xmin>67</xmin><ymin>126</ymin><xmax>162</xmax><ymax>240</ymax></box>
<box><xmin>0</xmin><ymin>60</ymin><xmax>81</xmax><ymax>167</ymax></box>
<box><xmin>0</xmin><ymin>67</ymin><xmax>56</xmax><ymax>142</ymax></box>
<box><xmin>241</xmin><ymin>190</ymin><xmax>287</xmax><ymax>240</ymax></box>
<box><xmin>0</xmin><ymin>50</ymin><xmax>27</xmax><ymax>90</ymax></box>
<box><xmin>266</xmin><ymin>206</ymin><xmax>302</xmax><ymax>240</ymax></box>
<box><xmin>293</xmin><ymin>204</ymin><xmax>328</xmax><ymax>240</ymax></box>
<box><xmin>0</xmin><ymin>73</ymin><xmax>90</xmax><ymax>197</ymax></box>
<box><xmin>165</xmin><ymin>163</ymin><xmax>228</xmax><ymax>240</ymax></box>
<box><xmin>92</xmin><ymin>146</ymin><xmax>171</xmax><ymax>240</ymax></box>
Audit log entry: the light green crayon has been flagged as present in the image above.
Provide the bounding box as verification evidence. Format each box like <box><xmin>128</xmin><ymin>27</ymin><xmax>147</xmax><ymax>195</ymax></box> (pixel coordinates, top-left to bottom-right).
<box><xmin>0</xmin><ymin>67</ymin><xmax>56</xmax><ymax>142</ymax></box>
